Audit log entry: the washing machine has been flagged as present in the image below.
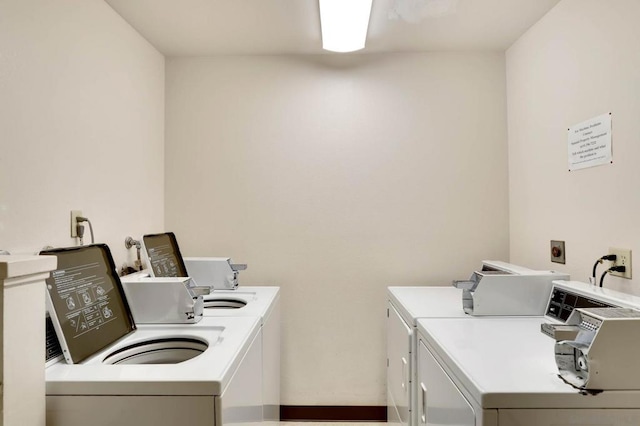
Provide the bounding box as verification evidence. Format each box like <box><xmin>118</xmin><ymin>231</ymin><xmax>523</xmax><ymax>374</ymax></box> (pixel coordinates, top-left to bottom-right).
<box><xmin>41</xmin><ymin>244</ymin><xmax>263</xmax><ymax>426</ymax></box>
<box><xmin>130</xmin><ymin>231</ymin><xmax>281</xmax><ymax>423</ymax></box>
<box><xmin>415</xmin><ymin>281</ymin><xmax>640</xmax><ymax>426</ymax></box>
<box><xmin>123</xmin><ymin>270</ymin><xmax>281</xmax><ymax>425</ymax></box>
<box><xmin>201</xmin><ymin>286</ymin><xmax>281</xmax><ymax>425</ymax></box>
<box><xmin>387</xmin><ymin>261</ymin><xmax>569</xmax><ymax>426</ymax></box>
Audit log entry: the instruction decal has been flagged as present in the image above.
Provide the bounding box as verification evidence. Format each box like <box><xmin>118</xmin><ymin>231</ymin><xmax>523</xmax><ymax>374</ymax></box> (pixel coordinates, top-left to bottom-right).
<box><xmin>50</xmin><ymin>261</ymin><xmax>118</xmax><ymax>339</ymax></box>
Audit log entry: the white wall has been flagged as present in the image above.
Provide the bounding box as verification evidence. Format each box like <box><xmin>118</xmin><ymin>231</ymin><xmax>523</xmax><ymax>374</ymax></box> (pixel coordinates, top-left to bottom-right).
<box><xmin>507</xmin><ymin>0</ymin><xmax>640</xmax><ymax>293</ymax></box>
<box><xmin>165</xmin><ymin>53</ymin><xmax>509</xmax><ymax>404</ymax></box>
<box><xmin>0</xmin><ymin>0</ymin><xmax>165</xmax><ymax>268</ymax></box>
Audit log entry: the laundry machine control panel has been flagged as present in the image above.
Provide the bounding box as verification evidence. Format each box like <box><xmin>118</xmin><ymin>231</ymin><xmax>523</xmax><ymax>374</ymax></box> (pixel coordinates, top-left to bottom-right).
<box><xmin>545</xmin><ymin>287</ymin><xmax>614</xmax><ymax>322</ymax></box>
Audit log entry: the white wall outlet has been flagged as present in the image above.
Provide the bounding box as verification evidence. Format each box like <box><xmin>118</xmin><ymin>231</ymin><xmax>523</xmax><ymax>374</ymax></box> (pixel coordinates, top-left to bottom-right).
<box><xmin>70</xmin><ymin>210</ymin><xmax>82</xmax><ymax>237</ymax></box>
<box><xmin>609</xmin><ymin>247</ymin><xmax>632</xmax><ymax>279</ymax></box>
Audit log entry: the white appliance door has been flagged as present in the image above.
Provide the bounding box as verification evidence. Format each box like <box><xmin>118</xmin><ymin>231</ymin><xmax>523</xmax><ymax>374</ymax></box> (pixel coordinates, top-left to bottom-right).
<box><xmin>418</xmin><ymin>339</ymin><xmax>475</xmax><ymax>426</ymax></box>
<box><xmin>218</xmin><ymin>329</ymin><xmax>263</xmax><ymax>426</ymax></box>
<box><xmin>500</xmin><ymin>409</ymin><xmax>640</xmax><ymax>426</ymax></box>
<box><xmin>387</xmin><ymin>304</ymin><xmax>413</xmax><ymax>426</ymax></box>
<box><xmin>263</xmin><ymin>297</ymin><xmax>281</xmax><ymax>425</ymax></box>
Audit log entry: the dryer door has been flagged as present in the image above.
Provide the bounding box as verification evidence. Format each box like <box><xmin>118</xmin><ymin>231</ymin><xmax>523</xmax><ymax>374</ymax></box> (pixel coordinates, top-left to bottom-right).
<box><xmin>417</xmin><ymin>339</ymin><xmax>475</xmax><ymax>426</ymax></box>
<box><xmin>387</xmin><ymin>304</ymin><xmax>412</xmax><ymax>426</ymax></box>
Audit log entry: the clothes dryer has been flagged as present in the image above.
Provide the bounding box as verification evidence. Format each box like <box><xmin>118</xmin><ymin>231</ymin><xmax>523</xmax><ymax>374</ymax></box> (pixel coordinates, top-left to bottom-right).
<box><xmin>387</xmin><ymin>261</ymin><xmax>568</xmax><ymax>426</ymax></box>
<box><xmin>42</xmin><ymin>245</ymin><xmax>263</xmax><ymax>426</ymax></box>
<box><xmin>415</xmin><ymin>281</ymin><xmax>640</xmax><ymax>426</ymax></box>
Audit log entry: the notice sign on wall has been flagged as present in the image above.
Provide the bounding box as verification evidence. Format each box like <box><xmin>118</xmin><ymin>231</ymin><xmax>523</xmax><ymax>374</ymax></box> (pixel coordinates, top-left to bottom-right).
<box><xmin>568</xmin><ymin>113</ymin><xmax>612</xmax><ymax>171</ymax></box>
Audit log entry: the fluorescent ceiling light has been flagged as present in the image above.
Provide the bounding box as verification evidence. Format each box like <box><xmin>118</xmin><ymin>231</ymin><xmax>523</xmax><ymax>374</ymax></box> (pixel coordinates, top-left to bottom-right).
<box><xmin>319</xmin><ymin>0</ymin><xmax>373</xmax><ymax>53</ymax></box>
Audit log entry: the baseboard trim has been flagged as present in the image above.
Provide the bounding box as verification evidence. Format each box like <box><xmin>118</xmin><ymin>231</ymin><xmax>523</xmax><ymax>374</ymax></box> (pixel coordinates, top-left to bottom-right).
<box><xmin>280</xmin><ymin>405</ymin><xmax>387</xmax><ymax>422</ymax></box>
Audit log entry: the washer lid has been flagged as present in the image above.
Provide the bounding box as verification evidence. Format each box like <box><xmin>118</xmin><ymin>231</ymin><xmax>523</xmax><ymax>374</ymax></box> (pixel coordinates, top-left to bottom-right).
<box><xmin>142</xmin><ymin>232</ymin><xmax>189</xmax><ymax>278</ymax></box>
<box><xmin>41</xmin><ymin>244</ymin><xmax>136</xmax><ymax>364</ymax></box>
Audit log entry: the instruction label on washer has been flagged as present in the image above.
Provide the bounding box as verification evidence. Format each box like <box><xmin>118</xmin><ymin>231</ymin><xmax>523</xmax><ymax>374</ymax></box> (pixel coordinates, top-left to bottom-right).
<box><xmin>49</xmin><ymin>261</ymin><xmax>118</xmax><ymax>339</ymax></box>
<box><xmin>147</xmin><ymin>243</ymin><xmax>182</xmax><ymax>277</ymax></box>
<box><xmin>568</xmin><ymin>113</ymin><xmax>612</xmax><ymax>171</ymax></box>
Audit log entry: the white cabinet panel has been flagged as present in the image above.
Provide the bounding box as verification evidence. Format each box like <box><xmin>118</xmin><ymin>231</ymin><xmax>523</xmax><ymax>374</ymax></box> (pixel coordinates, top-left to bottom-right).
<box><xmin>417</xmin><ymin>339</ymin><xmax>475</xmax><ymax>426</ymax></box>
<box><xmin>220</xmin><ymin>329</ymin><xmax>263</xmax><ymax>426</ymax></box>
<box><xmin>499</xmin><ymin>409</ymin><xmax>640</xmax><ymax>426</ymax></box>
<box><xmin>262</xmin><ymin>297</ymin><xmax>280</xmax><ymax>423</ymax></box>
<box><xmin>47</xmin><ymin>396</ymin><xmax>214</xmax><ymax>426</ymax></box>
<box><xmin>388</xmin><ymin>304</ymin><xmax>413</xmax><ymax>426</ymax></box>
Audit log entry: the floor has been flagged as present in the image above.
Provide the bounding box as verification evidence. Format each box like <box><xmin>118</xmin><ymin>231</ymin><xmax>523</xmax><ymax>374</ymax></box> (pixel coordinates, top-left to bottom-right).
<box><xmin>283</xmin><ymin>423</ymin><xmax>385</xmax><ymax>425</ymax></box>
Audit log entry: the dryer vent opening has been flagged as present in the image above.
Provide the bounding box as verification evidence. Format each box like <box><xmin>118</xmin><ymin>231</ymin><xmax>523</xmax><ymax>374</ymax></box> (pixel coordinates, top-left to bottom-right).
<box><xmin>204</xmin><ymin>298</ymin><xmax>247</xmax><ymax>309</ymax></box>
<box><xmin>102</xmin><ymin>337</ymin><xmax>208</xmax><ymax>365</ymax></box>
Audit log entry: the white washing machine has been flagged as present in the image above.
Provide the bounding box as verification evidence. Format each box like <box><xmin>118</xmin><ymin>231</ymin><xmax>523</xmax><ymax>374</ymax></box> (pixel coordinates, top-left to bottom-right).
<box><xmin>131</xmin><ymin>232</ymin><xmax>281</xmax><ymax>423</ymax></box>
<box><xmin>124</xmin><ymin>270</ymin><xmax>281</xmax><ymax>426</ymax></box>
<box><xmin>42</xmin><ymin>244</ymin><xmax>263</xmax><ymax>426</ymax></box>
<box><xmin>387</xmin><ymin>261</ymin><xmax>569</xmax><ymax>426</ymax></box>
<box><xmin>202</xmin><ymin>286</ymin><xmax>281</xmax><ymax>425</ymax></box>
<box><xmin>415</xmin><ymin>281</ymin><xmax>640</xmax><ymax>426</ymax></box>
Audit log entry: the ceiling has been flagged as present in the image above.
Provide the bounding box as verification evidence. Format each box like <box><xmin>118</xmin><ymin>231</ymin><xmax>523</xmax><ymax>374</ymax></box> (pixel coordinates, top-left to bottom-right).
<box><xmin>104</xmin><ymin>0</ymin><xmax>561</xmax><ymax>56</ymax></box>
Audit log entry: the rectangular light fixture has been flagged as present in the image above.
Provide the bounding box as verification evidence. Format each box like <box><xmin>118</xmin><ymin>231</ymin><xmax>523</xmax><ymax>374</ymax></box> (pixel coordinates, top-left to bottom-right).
<box><xmin>319</xmin><ymin>0</ymin><xmax>373</xmax><ymax>53</ymax></box>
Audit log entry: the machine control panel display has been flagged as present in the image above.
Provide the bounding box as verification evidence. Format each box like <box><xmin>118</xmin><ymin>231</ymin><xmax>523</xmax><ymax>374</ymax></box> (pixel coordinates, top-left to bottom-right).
<box><xmin>546</xmin><ymin>287</ymin><xmax>615</xmax><ymax>322</ymax></box>
<box><xmin>143</xmin><ymin>232</ymin><xmax>189</xmax><ymax>277</ymax></box>
<box><xmin>42</xmin><ymin>244</ymin><xmax>135</xmax><ymax>364</ymax></box>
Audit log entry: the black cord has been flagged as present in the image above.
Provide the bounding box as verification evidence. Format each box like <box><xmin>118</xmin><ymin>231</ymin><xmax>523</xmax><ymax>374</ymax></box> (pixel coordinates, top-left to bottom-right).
<box><xmin>600</xmin><ymin>265</ymin><xmax>626</xmax><ymax>287</ymax></box>
<box><xmin>77</xmin><ymin>216</ymin><xmax>95</xmax><ymax>244</ymax></box>
<box><xmin>76</xmin><ymin>223</ymin><xmax>85</xmax><ymax>246</ymax></box>
<box><xmin>599</xmin><ymin>270</ymin><xmax>610</xmax><ymax>287</ymax></box>
<box><xmin>86</xmin><ymin>219</ymin><xmax>95</xmax><ymax>244</ymax></box>
<box><xmin>592</xmin><ymin>259</ymin><xmax>603</xmax><ymax>279</ymax></box>
<box><xmin>592</xmin><ymin>254</ymin><xmax>617</xmax><ymax>280</ymax></box>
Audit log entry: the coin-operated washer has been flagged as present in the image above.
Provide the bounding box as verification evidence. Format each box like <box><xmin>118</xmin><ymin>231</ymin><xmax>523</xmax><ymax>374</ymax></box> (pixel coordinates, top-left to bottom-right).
<box><xmin>41</xmin><ymin>244</ymin><xmax>262</xmax><ymax>426</ymax></box>
<box><xmin>137</xmin><ymin>231</ymin><xmax>281</xmax><ymax>423</ymax></box>
<box><xmin>1</xmin><ymin>254</ymin><xmax>57</xmax><ymax>426</ymax></box>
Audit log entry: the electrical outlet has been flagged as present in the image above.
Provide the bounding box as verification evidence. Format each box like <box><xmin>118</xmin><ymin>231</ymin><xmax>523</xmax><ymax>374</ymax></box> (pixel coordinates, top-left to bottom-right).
<box><xmin>609</xmin><ymin>247</ymin><xmax>632</xmax><ymax>279</ymax></box>
<box><xmin>70</xmin><ymin>210</ymin><xmax>82</xmax><ymax>237</ymax></box>
<box><xmin>550</xmin><ymin>240</ymin><xmax>566</xmax><ymax>264</ymax></box>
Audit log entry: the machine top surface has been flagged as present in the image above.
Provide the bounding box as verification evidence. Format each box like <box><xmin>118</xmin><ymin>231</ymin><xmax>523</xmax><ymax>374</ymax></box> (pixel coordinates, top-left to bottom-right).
<box><xmin>125</xmin><ymin>268</ymin><xmax>280</xmax><ymax>323</ymax></box>
<box><xmin>202</xmin><ymin>286</ymin><xmax>280</xmax><ymax>322</ymax></box>
<box><xmin>45</xmin><ymin>315</ymin><xmax>261</xmax><ymax>396</ymax></box>
<box><xmin>388</xmin><ymin>261</ymin><xmax>570</xmax><ymax>324</ymax></box>
<box><xmin>417</xmin><ymin>281</ymin><xmax>640</xmax><ymax>408</ymax></box>
<box><xmin>388</xmin><ymin>286</ymin><xmax>465</xmax><ymax>325</ymax></box>
<box><xmin>417</xmin><ymin>316</ymin><xmax>640</xmax><ymax>408</ymax></box>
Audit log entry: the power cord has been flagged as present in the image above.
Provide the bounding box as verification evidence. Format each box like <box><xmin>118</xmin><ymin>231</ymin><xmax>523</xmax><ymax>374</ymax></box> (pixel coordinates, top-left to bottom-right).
<box><xmin>599</xmin><ymin>265</ymin><xmax>626</xmax><ymax>287</ymax></box>
<box><xmin>591</xmin><ymin>254</ymin><xmax>617</xmax><ymax>284</ymax></box>
<box><xmin>76</xmin><ymin>216</ymin><xmax>94</xmax><ymax>244</ymax></box>
<box><xmin>76</xmin><ymin>223</ymin><xmax>85</xmax><ymax>245</ymax></box>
